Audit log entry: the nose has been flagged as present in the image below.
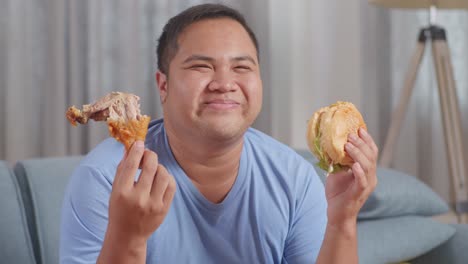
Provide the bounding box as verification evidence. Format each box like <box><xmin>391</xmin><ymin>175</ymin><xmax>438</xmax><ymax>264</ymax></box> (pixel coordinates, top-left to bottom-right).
<box><xmin>207</xmin><ymin>70</ymin><xmax>237</xmax><ymax>92</ymax></box>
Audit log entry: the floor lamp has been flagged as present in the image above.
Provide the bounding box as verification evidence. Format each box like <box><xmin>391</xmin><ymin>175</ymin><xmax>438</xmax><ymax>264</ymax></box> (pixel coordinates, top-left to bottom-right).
<box><xmin>369</xmin><ymin>0</ymin><xmax>468</xmax><ymax>223</ymax></box>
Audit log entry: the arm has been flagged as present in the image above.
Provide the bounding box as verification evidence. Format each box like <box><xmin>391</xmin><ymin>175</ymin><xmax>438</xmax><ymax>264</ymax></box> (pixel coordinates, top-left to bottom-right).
<box><xmin>60</xmin><ymin>141</ymin><xmax>175</xmax><ymax>264</ymax></box>
<box><xmin>97</xmin><ymin>229</ymin><xmax>147</xmax><ymax>264</ymax></box>
<box><xmin>97</xmin><ymin>141</ymin><xmax>176</xmax><ymax>264</ymax></box>
<box><xmin>316</xmin><ymin>221</ymin><xmax>358</xmax><ymax>263</ymax></box>
<box><xmin>316</xmin><ymin>128</ymin><xmax>378</xmax><ymax>264</ymax></box>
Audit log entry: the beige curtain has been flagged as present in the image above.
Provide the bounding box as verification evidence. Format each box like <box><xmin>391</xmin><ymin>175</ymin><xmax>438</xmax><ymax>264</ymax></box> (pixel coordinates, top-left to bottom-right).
<box><xmin>267</xmin><ymin>1</ymin><xmax>392</xmax><ymax>153</ymax></box>
<box><xmin>2</xmin><ymin>0</ymin><xmax>170</xmax><ymax>162</ymax></box>
<box><xmin>1</xmin><ymin>0</ymin><xmax>269</xmax><ymax>163</ymax></box>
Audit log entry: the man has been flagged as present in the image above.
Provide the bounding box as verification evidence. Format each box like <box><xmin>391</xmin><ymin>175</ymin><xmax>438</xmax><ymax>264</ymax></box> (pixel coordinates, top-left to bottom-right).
<box><xmin>60</xmin><ymin>3</ymin><xmax>378</xmax><ymax>264</ymax></box>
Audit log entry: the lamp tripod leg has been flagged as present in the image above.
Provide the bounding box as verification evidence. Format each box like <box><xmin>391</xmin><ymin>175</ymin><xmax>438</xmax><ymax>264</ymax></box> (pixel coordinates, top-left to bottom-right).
<box><xmin>432</xmin><ymin>36</ymin><xmax>468</xmax><ymax>223</ymax></box>
<box><xmin>379</xmin><ymin>38</ymin><xmax>426</xmax><ymax>167</ymax></box>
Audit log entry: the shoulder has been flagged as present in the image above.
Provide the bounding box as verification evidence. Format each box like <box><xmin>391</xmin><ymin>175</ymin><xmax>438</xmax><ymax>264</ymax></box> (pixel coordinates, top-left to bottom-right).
<box><xmin>63</xmin><ymin>139</ymin><xmax>118</xmax><ymax>221</ymax></box>
<box><xmin>78</xmin><ymin>138</ymin><xmax>124</xmax><ymax>181</ymax></box>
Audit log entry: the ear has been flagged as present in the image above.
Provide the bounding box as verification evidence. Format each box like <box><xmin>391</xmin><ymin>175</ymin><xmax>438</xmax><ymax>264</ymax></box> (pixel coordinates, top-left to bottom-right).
<box><xmin>156</xmin><ymin>70</ymin><xmax>168</xmax><ymax>104</ymax></box>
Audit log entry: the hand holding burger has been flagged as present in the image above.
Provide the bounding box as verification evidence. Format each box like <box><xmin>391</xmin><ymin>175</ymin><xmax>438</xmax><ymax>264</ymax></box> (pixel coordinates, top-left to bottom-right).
<box><xmin>307</xmin><ymin>101</ymin><xmax>367</xmax><ymax>173</ymax></box>
<box><xmin>306</xmin><ymin>101</ymin><xmax>378</xmax><ymax>235</ymax></box>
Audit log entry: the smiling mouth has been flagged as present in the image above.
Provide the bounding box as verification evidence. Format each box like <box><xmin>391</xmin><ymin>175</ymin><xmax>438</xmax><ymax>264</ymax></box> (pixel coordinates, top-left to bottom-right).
<box><xmin>204</xmin><ymin>100</ymin><xmax>240</xmax><ymax>110</ymax></box>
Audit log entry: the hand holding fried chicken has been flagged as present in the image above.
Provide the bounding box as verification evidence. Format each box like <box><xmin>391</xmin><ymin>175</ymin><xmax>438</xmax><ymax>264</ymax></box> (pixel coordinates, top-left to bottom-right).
<box><xmin>66</xmin><ymin>92</ymin><xmax>151</xmax><ymax>150</ymax></box>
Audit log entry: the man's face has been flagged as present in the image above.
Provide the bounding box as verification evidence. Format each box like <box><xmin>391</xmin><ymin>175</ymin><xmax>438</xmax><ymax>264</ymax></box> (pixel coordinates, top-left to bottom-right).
<box><xmin>158</xmin><ymin>18</ymin><xmax>262</xmax><ymax>142</ymax></box>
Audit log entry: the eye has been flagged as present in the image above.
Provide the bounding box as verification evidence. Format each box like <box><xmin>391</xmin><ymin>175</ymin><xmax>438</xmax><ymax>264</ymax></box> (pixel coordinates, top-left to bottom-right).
<box><xmin>190</xmin><ymin>64</ymin><xmax>211</xmax><ymax>69</ymax></box>
<box><xmin>234</xmin><ymin>65</ymin><xmax>252</xmax><ymax>72</ymax></box>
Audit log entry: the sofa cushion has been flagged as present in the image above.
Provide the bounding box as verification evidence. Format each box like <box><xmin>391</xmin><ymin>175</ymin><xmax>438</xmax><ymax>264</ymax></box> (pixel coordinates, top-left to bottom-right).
<box><xmin>14</xmin><ymin>156</ymin><xmax>83</xmax><ymax>264</ymax></box>
<box><xmin>0</xmin><ymin>161</ymin><xmax>36</xmax><ymax>264</ymax></box>
<box><xmin>358</xmin><ymin>167</ymin><xmax>449</xmax><ymax>219</ymax></box>
<box><xmin>411</xmin><ymin>223</ymin><xmax>468</xmax><ymax>264</ymax></box>
<box><xmin>358</xmin><ymin>216</ymin><xmax>455</xmax><ymax>264</ymax></box>
<box><xmin>294</xmin><ymin>149</ymin><xmax>449</xmax><ymax>219</ymax></box>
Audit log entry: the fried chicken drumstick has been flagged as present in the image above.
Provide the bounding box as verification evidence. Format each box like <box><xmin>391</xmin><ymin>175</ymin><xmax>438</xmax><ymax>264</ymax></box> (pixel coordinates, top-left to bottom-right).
<box><xmin>66</xmin><ymin>92</ymin><xmax>151</xmax><ymax>150</ymax></box>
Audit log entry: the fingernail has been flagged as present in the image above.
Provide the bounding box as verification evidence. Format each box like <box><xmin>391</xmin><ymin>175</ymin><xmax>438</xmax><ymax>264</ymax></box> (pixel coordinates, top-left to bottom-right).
<box><xmin>345</xmin><ymin>142</ymin><xmax>353</xmax><ymax>149</ymax></box>
<box><xmin>360</xmin><ymin>128</ymin><xmax>368</xmax><ymax>136</ymax></box>
<box><xmin>349</xmin><ymin>134</ymin><xmax>358</xmax><ymax>142</ymax></box>
<box><xmin>135</xmin><ymin>141</ymin><xmax>144</xmax><ymax>149</ymax></box>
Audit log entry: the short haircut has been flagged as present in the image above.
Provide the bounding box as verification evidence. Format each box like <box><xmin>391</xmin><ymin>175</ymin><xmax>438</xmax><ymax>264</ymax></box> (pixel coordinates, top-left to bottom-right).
<box><xmin>156</xmin><ymin>3</ymin><xmax>259</xmax><ymax>75</ymax></box>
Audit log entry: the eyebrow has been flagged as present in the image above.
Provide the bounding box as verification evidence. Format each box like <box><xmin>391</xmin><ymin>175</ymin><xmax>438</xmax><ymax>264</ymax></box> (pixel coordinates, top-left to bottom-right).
<box><xmin>232</xmin><ymin>55</ymin><xmax>257</xmax><ymax>66</ymax></box>
<box><xmin>183</xmin><ymin>55</ymin><xmax>215</xmax><ymax>64</ymax></box>
<box><xmin>182</xmin><ymin>54</ymin><xmax>257</xmax><ymax>66</ymax></box>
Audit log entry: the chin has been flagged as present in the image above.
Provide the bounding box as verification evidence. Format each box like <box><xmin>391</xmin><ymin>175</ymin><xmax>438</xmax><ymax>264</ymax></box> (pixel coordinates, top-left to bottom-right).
<box><xmin>203</xmin><ymin>123</ymin><xmax>244</xmax><ymax>140</ymax></box>
<box><xmin>197</xmin><ymin>118</ymin><xmax>249</xmax><ymax>142</ymax></box>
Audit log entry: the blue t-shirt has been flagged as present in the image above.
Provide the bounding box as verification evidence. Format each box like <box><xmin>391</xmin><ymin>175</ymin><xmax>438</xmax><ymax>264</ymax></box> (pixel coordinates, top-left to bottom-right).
<box><xmin>60</xmin><ymin>119</ymin><xmax>327</xmax><ymax>263</ymax></box>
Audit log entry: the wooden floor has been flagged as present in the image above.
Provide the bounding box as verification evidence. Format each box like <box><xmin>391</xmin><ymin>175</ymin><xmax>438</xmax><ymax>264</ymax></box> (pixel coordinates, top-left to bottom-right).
<box><xmin>433</xmin><ymin>211</ymin><xmax>468</xmax><ymax>224</ymax></box>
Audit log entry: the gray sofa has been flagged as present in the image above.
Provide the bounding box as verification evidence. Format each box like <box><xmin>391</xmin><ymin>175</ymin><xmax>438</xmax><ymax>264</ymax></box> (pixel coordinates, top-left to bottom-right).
<box><xmin>1</xmin><ymin>153</ymin><xmax>467</xmax><ymax>264</ymax></box>
<box><xmin>1</xmin><ymin>157</ymin><xmax>81</xmax><ymax>264</ymax></box>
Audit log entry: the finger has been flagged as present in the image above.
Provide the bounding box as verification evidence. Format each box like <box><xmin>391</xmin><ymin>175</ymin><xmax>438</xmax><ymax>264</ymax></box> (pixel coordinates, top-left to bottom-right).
<box><xmin>163</xmin><ymin>175</ymin><xmax>176</xmax><ymax>208</ymax></box>
<box><xmin>348</xmin><ymin>132</ymin><xmax>374</xmax><ymax>163</ymax></box>
<box><xmin>135</xmin><ymin>150</ymin><xmax>159</xmax><ymax>193</ymax></box>
<box><xmin>325</xmin><ymin>169</ymin><xmax>354</xmax><ymax>199</ymax></box>
<box><xmin>351</xmin><ymin>162</ymin><xmax>368</xmax><ymax>199</ymax></box>
<box><xmin>369</xmin><ymin>171</ymin><xmax>378</xmax><ymax>191</ymax></box>
<box><xmin>150</xmin><ymin>165</ymin><xmax>170</xmax><ymax>202</ymax></box>
<box><xmin>345</xmin><ymin>142</ymin><xmax>372</xmax><ymax>174</ymax></box>
<box><xmin>327</xmin><ymin>169</ymin><xmax>353</xmax><ymax>186</ymax></box>
<box><xmin>359</xmin><ymin>128</ymin><xmax>379</xmax><ymax>159</ymax></box>
<box><xmin>115</xmin><ymin>140</ymin><xmax>145</xmax><ymax>189</ymax></box>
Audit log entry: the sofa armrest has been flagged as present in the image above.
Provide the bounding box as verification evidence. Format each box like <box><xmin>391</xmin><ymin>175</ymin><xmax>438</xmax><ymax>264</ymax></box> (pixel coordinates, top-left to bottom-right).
<box><xmin>0</xmin><ymin>161</ymin><xmax>36</xmax><ymax>264</ymax></box>
<box><xmin>14</xmin><ymin>156</ymin><xmax>83</xmax><ymax>264</ymax></box>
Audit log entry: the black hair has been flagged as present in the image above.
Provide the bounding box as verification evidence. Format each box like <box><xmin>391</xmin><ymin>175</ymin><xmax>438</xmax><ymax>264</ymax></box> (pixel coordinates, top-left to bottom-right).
<box><xmin>156</xmin><ymin>3</ymin><xmax>259</xmax><ymax>75</ymax></box>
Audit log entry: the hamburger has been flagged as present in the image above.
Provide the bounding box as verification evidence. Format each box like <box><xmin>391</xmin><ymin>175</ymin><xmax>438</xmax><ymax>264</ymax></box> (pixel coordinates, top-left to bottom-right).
<box><xmin>306</xmin><ymin>101</ymin><xmax>367</xmax><ymax>173</ymax></box>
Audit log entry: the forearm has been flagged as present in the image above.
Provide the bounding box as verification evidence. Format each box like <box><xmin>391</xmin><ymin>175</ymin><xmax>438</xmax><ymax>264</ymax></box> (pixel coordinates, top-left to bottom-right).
<box><xmin>316</xmin><ymin>222</ymin><xmax>358</xmax><ymax>264</ymax></box>
<box><xmin>97</xmin><ymin>229</ymin><xmax>147</xmax><ymax>264</ymax></box>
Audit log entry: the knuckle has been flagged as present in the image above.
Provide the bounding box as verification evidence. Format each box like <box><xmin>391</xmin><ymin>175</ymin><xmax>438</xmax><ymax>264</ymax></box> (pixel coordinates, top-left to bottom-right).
<box><xmin>122</xmin><ymin>161</ymin><xmax>137</xmax><ymax>172</ymax></box>
<box><xmin>113</xmin><ymin>189</ymin><xmax>130</xmax><ymax>203</ymax></box>
<box><xmin>134</xmin><ymin>196</ymin><xmax>147</xmax><ymax>211</ymax></box>
<box><xmin>346</xmin><ymin>144</ymin><xmax>355</xmax><ymax>154</ymax></box>
<box><xmin>149</xmin><ymin>202</ymin><xmax>164</xmax><ymax>214</ymax></box>
<box><xmin>142</xmin><ymin>158</ymin><xmax>157</xmax><ymax>173</ymax></box>
<box><xmin>158</xmin><ymin>165</ymin><xmax>170</xmax><ymax>179</ymax></box>
<box><xmin>168</xmin><ymin>177</ymin><xmax>176</xmax><ymax>189</ymax></box>
<box><xmin>357</xmin><ymin>195</ymin><xmax>367</xmax><ymax>205</ymax></box>
<box><xmin>152</xmin><ymin>151</ymin><xmax>159</xmax><ymax>165</ymax></box>
<box><xmin>360</xmin><ymin>177</ymin><xmax>368</xmax><ymax>189</ymax></box>
<box><xmin>356</xmin><ymin>138</ymin><xmax>364</xmax><ymax>147</ymax></box>
<box><xmin>158</xmin><ymin>164</ymin><xmax>167</xmax><ymax>174</ymax></box>
<box><xmin>166</xmin><ymin>180</ymin><xmax>176</xmax><ymax>195</ymax></box>
<box><xmin>146</xmin><ymin>150</ymin><xmax>158</xmax><ymax>163</ymax></box>
<box><xmin>359</xmin><ymin>163</ymin><xmax>368</xmax><ymax>174</ymax></box>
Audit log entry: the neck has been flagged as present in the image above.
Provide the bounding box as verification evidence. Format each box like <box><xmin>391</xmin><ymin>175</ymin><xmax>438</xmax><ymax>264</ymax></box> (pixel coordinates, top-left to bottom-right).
<box><xmin>165</xmin><ymin>124</ymin><xmax>244</xmax><ymax>203</ymax></box>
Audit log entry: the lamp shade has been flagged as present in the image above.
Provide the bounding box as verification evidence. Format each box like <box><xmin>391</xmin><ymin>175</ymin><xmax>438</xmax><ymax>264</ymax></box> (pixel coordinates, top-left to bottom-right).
<box><xmin>369</xmin><ymin>0</ymin><xmax>468</xmax><ymax>9</ymax></box>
